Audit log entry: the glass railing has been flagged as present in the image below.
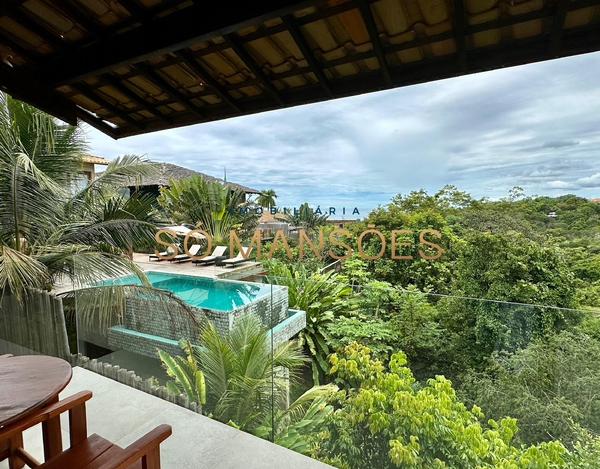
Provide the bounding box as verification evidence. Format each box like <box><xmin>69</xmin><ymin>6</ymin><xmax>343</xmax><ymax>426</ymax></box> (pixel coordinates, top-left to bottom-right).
<box><xmin>2</xmin><ymin>258</ymin><xmax>600</xmax><ymax>467</ymax></box>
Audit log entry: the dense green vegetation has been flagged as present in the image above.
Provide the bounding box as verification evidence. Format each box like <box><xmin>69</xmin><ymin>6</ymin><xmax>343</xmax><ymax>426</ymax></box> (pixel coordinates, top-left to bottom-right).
<box><xmin>262</xmin><ymin>185</ymin><xmax>600</xmax><ymax>465</ymax></box>
<box><xmin>8</xmin><ymin>95</ymin><xmax>600</xmax><ymax>467</ymax></box>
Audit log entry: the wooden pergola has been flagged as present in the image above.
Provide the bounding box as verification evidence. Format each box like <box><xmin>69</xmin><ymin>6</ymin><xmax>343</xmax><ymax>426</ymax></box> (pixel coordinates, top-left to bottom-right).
<box><xmin>0</xmin><ymin>0</ymin><xmax>599</xmax><ymax>139</ymax></box>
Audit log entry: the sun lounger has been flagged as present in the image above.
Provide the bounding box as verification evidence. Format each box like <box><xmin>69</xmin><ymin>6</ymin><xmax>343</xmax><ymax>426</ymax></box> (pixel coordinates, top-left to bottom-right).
<box><xmin>169</xmin><ymin>244</ymin><xmax>202</xmax><ymax>263</ymax></box>
<box><xmin>192</xmin><ymin>245</ymin><xmax>228</xmax><ymax>265</ymax></box>
<box><xmin>221</xmin><ymin>247</ymin><xmax>253</xmax><ymax>267</ymax></box>
<box><xmin>148</xmin><ymin>246</ymin><xmax>177</xmax><ymax>261</ymax></box>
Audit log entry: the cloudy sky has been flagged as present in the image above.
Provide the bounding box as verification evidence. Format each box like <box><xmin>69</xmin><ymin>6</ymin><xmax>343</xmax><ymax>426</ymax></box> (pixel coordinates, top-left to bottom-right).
<box><xmin>87</xmin><ymin>51</ymin><xmax>600</xmax><ymax>216</ymax></box>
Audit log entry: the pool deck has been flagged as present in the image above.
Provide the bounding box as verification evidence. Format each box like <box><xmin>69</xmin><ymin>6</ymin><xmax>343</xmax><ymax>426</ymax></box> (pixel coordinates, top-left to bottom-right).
<box><xmin>52</xmin><ymin>253</ymin><xmax>266</xmax><ymax>295</ymax></box>
<box><xmin>133</xmin><ymin>252</ymin><xmax>266</xmax><ymax>281</ymax></box>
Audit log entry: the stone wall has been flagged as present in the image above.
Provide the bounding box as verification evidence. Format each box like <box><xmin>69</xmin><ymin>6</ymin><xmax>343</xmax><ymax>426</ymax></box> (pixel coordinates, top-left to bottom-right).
<box><xmin>270</xmin><ymin>309</ymin><xmax>306</xmax><ymax>345</ymax></box>
<box><xmin>200</xmin><ymin>286</ymin><xmax>288</xmax><ymax>336</ymax></box>
<box><xmin>108</xmin><ymin>325</ymin><xmax>183</xmax><ymax>358</ymax></box>
<box><xmin>122</xmin><ymin>285</ymin><xmax>288</xmax><ymax>339</ymax></box>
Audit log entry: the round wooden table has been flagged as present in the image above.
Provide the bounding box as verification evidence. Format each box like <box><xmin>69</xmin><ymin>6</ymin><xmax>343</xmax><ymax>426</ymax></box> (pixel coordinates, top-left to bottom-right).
<box><xmin>0</xmin><ymin>355</ymin><xmax>72</xmax><ymax>428</ymax></box>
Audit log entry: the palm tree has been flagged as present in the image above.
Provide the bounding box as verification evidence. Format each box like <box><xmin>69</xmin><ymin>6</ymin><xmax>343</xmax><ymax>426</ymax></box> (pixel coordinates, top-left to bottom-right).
<box><xmin>257</xmin><ymin>189</ymin><xmax>277</xmax><ymax>209</ymax></box>
<box><xmin>159</xmin><ymin>313</ymin><xmax>335</xmax><ymax>451</ymax></box>
<box><xmin>0</xmin><ymin>93</ymin><xmax>158</xmax><ymax>299</ymax></box>
<box><xmin>157</xmin><ymin>174</ymin><xmax>258</xmax><ymax>245</ymax></box>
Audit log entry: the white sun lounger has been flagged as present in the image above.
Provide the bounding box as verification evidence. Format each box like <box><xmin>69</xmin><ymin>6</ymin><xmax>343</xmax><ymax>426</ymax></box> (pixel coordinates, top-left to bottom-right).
<box><xmin>192</xmin><ymin>245</ymin><xmax>228</xmax><ymax>265</ymax></box>
<box><xmin>169</xmin><ymin>244</ymin><xmax>203</xmax><ymax>263</ymax></box>
<box><xmin>221</xmin><ymin>247</ymin><xmax>253</xmax><ymax>267</ymax></box>
<box><xmin>148</xmin><ymin>246</ymin><xmax>177</xmax><ymax>261</ymax></box>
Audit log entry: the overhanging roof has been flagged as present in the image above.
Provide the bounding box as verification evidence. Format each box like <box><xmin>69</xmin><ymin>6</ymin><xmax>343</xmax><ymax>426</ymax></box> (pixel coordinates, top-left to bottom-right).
<box><xmin>0</xmin><ymin>0</ymin><xmax>599</xmax><ymax>139</ymax></box>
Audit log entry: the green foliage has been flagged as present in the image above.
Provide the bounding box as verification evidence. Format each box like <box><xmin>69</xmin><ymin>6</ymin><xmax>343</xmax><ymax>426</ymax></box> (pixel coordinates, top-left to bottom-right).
<box><xmin>462</xmin><ymin>331</ymin><xmax>600</xmax><ymax>447</ymax></box>
<box><xmin>158</xmin><ymin>339</ymin><xmax>206</xmax><ymax>405</ymax></box>
<box><xmin>315</xmin><ymin>343</ymin><xmax>569</xmax><ymax>469</ymax></box>
<box><xmin>0</xmin><ymin>94</ymin><xmax>157</xmax><ymax>299</ymax></box>
<box><xmin>286</xmin><ymin>202</ymin><xmax>329</xmax><ymax>231</ymax></box>
<box><xmin>158</xmin><ymin>314</ymin><xmax>335</xmax><ymax>453</ymax></box>
<box><xmin>157</xmin><ymin>173</ymin><xmax>258</xmax><ymax>244</ymax></box>
<box><xmin>267</xmin><ymin>261</ymin><xmax>353</xmax><ymax>384</ymax></box>
<box><xmin>257</xmin><ymin>189</ymin><xmax>277</xmax><ymax>208</ymax></box>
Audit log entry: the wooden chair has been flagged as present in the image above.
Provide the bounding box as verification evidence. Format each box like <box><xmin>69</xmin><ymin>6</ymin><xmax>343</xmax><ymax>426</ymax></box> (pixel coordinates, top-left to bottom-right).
<box><xmin>0</xmin><ymin>391</ymin><xmax>172</xmax><ymax>469</ymax></box>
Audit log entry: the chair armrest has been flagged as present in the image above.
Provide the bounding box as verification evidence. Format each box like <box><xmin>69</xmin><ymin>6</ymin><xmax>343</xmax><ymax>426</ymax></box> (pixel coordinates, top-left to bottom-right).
<box><xmin>0</xmin><ymin>391</ymin><xmax>92</xmax><ymax>441</ymax></box>
<box><xmin>97</xmin><ymin>424</ymin><xmax>172</xmax><ymax>469</ymax></box>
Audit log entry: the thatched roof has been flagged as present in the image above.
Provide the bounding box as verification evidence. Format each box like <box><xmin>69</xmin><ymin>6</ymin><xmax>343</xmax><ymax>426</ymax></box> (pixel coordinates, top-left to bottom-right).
<box><xmin>130</xmin><ymin>162</ymin><xmax>260</xmax><ymax>195</ymax></box>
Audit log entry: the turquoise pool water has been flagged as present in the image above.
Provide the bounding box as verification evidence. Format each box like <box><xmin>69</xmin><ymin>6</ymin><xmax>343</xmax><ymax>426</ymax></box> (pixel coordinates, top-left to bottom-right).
<box><xmin>98</xmin><ymin>271</ymin><xmax>273</xmax><ymax>311</ymax></box>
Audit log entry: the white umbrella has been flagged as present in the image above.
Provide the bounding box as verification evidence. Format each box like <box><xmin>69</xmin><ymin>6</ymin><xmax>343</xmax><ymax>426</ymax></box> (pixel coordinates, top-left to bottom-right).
<box><xmin>162</xmin><ymin>225</ymin><xmax>206</xmax><ymax>239</ymax></box>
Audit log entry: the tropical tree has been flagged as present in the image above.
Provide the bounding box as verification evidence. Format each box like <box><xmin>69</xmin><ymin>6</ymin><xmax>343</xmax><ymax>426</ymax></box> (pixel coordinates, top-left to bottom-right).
<box><xmin>267</xmin><ymin>262</ymin><xmax>353</xmax><ymax>384</ymax></box>
<box><xmin>158</xmin><ymin>313</ymin><xmax>335</xmax><ymax>453</ymax></box>
<box><xmin>157</xmin><ymin>174</ymin><xmax>258</xmax><ymax>245</ymax></box>
<box><xmin>257</xmin><ymin>189</ymin><xmax>277</xmax><ymax>209</ymax></box>
<box><xmin>0</xmin><ymin>93</ymin><xmax>157</xmax><ymax>298</ymax></box>
<box><xmin>287</xmin><ymin>202</ymin><xmax>329</xmax><ymax>231</ymax></box>
<box><xmin>314</xmin><ymin>343</ymin><xmax>571</xmax><ymax>469</ymax></box>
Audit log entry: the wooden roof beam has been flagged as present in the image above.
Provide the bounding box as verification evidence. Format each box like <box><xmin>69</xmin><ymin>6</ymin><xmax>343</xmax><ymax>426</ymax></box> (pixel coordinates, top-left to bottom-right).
<box><xmin>71</xmin><ymin>82</ymin><xmax>143</xmax><ymax>130</ymax></box>
<box><xmin>356</xmin><ymin>0</ymin><xmax>392</xmax><ymax>87</ymax></box>
<box><xmin>282</xmin><ymin>15</ymin><xmax>333</xmax><ymax>98</ymax></box>
<box><xmin>176</xmin><ymin>50</ymin><xmax>242</xmax><ymax>113</ymax></box>
<box><xmin>100</xmin><ymin>74</ymin><xmax>172</xmax><ymax>124</ymax></box>
<box><xmin>453</xmin><ymin>0</ymin><xmax>467</xmax><ymax>71</ymax></box>
<box><xmin>0</xmin><ymin>61</ymin><xmax>77</xmax><ymax>124</ymax></box>
<box><xmin>549</xmin><ymin>0</ymin><xmax>570</xmax><ymax>57</ymax></box>
<box><xmin>135</xmin><ymin>63</ymin><xmax>206</xmax><ymax>119</ymax></box>
<box><xmin>76</xmin><ymin>107</ymin><xmax>120</xmax><ymax>139</ymax></box>
<box><xmin>223</xmin><ymin>34</ymin><xmax>285</xmax><ymax>107</ymax></box>
<box><xmin>35</xmin><ymin>0</ymin><xmax>319</xmax><ymax>86</ymax></box>
<box><xmin>0</xmin><ymin>3</ymin><xmax>66</xmax><ymax>53</ymax></box>
<box><xmin>57</xmin><ymin>1</ymin><xmax>105</xmax><ymax>41</ymax></box>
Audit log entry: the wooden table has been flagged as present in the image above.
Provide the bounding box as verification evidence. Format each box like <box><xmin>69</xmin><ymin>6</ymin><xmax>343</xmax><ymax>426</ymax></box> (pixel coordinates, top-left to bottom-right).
<box><xmin>0</xmin><ymin>355</ymin><xmax>72</xmax><ymax>467</ymax></box>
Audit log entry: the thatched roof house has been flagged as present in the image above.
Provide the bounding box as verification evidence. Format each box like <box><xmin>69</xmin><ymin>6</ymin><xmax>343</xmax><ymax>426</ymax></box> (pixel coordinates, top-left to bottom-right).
<box><xmin>127</xmin><ymin>162</ymin><xmax>260</xmax><ymax>199</ymax></box>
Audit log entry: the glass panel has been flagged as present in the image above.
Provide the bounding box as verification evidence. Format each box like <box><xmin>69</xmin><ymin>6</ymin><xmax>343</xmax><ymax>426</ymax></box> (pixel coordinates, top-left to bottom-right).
<box><xmin>72</xmin><ymin>254</ymin><xmax>279</xmax><ymax>428</ymax></box>
<box><xmin>256</xmin><ymin>270</ymin><xmax>600</xmax><ymax>466</ymax></box>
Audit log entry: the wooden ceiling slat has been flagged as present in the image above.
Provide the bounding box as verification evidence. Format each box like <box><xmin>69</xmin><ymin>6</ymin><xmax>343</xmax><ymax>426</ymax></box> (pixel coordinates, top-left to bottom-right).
<box><xmin>100</xmin><ymin>73</ymin><xmax>171</xmax><ymax>123</ymax></box>
<box><xmin>71</xmin><ymin>82</ymin><xmax>143</xmax><ymax>129</ymax></box>
<box><xmin>57</xmin><ymin>1</ymin><xmax>105</xmax><ymax>41</ymax></box>
<box><xmin>177</xmin><ymin>50</ymin><xmax>242</xmax><ymax>113</ymax></box>
<box><xmin>549</xmin><ymin>0</ymin><xmax>571</xmax><ymax>57</ymax></box>
<box><xmin>0</xmin><ymin>30</ymin><xmax>38</xmax><ymax>61</ymax></box>
<box><xmin>0</xmin><ymin>61</ymin><xmax>77</xmax><ymax>124</ymax></box>
<box><xmin>135</xmin><ymin>63</ymin><xmax>206</xmax><ymax>119</ymax></box>
<box><xmin>0</xmin><ymin>3</ymin><xmax>65</xmax><ymax>52</ymax></box>
<box><xmin>76</xmin><ymin>107</ymin><xmax>120</xmax><ymax>138</ymax></box>
<box><xmin>356</xmin><ymin>0</ymin><xmax>392</xmax><ymax>87</ymax></box>
<box><xmin>223</xmin><ymin>33</ymin><xmax>285</xmax><ymax>107</ymax></box>
<box><xmin>453</xmin><ymin>0</ymin><xmax>467</xmax><ymax>71</ymax></box>
<box><xmin>34</xmin><ymin>0</ymin><xmax>321</xmax><ymax>86</ymax></box>
<box><xmin>282</xmin><ymin>15</ymin><xmax>332</xmax><ymax>98</ymax></box>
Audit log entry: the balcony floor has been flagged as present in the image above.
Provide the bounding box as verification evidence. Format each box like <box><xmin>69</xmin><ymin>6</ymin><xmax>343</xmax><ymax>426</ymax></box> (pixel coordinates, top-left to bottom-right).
<box><xmin>0</xmin><ymin>367</ymin><xmax>332</xmax><ymax>469</ymax></box>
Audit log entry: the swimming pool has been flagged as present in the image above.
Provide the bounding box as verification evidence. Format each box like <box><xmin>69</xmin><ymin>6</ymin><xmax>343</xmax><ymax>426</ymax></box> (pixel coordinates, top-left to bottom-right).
<box><xmin>98</xmin><ymin>271</ymin><xmax>274</xmax><ymax>311</ymax></box>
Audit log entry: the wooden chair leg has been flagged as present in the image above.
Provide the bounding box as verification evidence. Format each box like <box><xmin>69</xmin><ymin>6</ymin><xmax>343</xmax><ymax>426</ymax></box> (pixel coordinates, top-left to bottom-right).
<box><xmin>42</xmin><ymin>416</ymin><xmax>62</xmax><ymax>461</ymax></box>
<box><xmin>141</xmin><ymin>445</ymin><xmax>161</xmax><ymax>469</ymax></box>
<box><xmin>8</xmin><ymin>433</ymin><xmax>25</xmax><ymax>469</ymax></box>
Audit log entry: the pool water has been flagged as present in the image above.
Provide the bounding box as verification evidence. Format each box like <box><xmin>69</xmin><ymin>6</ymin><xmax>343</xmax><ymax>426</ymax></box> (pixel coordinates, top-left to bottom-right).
<box><xmin>97</xmin><ymin>271</ymin><xmax>272</xmax><ymax>311</ymax></box>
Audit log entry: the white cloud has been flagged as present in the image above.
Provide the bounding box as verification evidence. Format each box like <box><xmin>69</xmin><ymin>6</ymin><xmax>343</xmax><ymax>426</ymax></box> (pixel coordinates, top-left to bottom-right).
<box><xmin>545</xmin><ymin>180</ymin><xmax>579</xmax><ymax>189</ymax></box>
<box><xmin>577</xmin><ymin>173</ymin><xmax>600</xmax><ymax>187</ymax></box>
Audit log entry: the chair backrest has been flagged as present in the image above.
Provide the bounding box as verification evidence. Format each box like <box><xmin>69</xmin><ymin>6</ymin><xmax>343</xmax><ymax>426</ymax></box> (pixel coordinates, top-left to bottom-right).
<box><xmin>238</xmin><ymin>247</ymin><xmax>253</xmax><ymax>259</ymax></box>
<box><xmin>188</xmin><ymin>244</ymin><xmax>202</xmax><ymax>256</ymax></box>
<box><xmin>213</xmin><ymin>245</ymin><xmax>227</xmax><ymax>257</ymax></box>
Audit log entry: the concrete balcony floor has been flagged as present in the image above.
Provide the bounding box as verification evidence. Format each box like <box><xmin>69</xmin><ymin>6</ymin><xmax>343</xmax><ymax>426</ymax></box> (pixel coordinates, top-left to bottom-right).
<box><xmin>1</xmin><ymin>367</ymin><xmax>332</xmax><ymax>469</ymax></box>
